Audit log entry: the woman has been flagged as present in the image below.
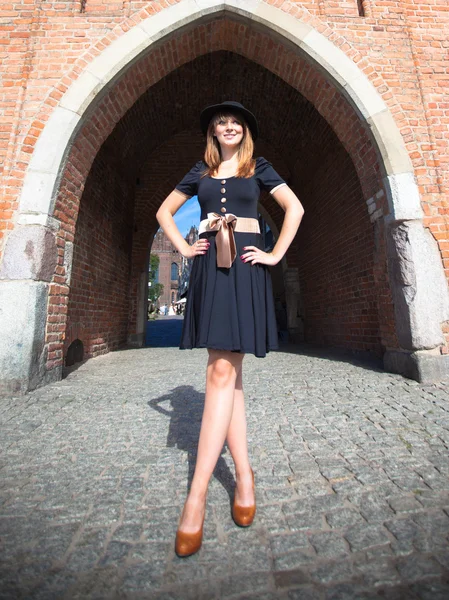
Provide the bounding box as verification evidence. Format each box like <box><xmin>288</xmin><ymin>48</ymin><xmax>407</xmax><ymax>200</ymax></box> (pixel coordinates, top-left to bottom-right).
<box><xmin>156</xmin><ymin>101</ymin><xmax>304</xmax><ymax>557</ymax></box>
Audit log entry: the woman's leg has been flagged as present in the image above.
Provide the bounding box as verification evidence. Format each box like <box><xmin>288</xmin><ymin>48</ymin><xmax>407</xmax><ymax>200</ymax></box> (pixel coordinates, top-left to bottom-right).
<box><xmin>178</xmin><ymin>349</ymin><xmax>244</xmax><ymax>533</ymax></box>
<box><xmin>226</xmin><ymin>364</ymin><xmax>255</xmax><ymax>506</ymax></box>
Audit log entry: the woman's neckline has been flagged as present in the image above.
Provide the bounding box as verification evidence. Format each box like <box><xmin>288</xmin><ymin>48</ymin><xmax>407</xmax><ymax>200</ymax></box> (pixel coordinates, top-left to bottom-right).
<box><xmin>207</xmin><ymin>157</ymin><xmax>261</xmax><ymax>179</ymax></box>
<box><xmin>210</xmin><ymin>174</ymin><xmax>237</xmax><ymax>179</ymax></box>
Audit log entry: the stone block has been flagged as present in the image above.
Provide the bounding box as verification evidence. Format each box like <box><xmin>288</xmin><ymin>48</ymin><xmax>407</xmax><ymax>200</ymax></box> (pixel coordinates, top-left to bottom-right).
<box><xmin>386</xmin><ymin>220</ymin><xmax>449</xmax><ymax>351</ymax></box>
<box><xmin>344</xmin><ymin>72</ymin><xmax>386</xmax><ymax>119</ymax></box>
<box><xmin>384</xmin><ymin>172</ymin><xmax>423</xmax><ymax>221</ymax></box>
<box><xmin>139</xmin><ymin>1</ymin><xmax>200</xmax><ymax>44</ymax></box>
<box><xmin>59</xmin><ymin>70</ymin><xmax>103</xmax><ymax>117</ymax></box>
<box><xmin>225</xmin><ymin>0</ymin><xmax>260</xmax><ymax>19</ymax></box>
<box><xmin>253</xmin><ymin>1</ymin><xmax>312</xmax><ymax>46</ymax></box>
<box><xmin>384</xmin><ymin>350</ymin><xmax>449</xmax><ymax>383</ymax></box>
<box><xmin>0</xmin><ymin>225</ymin><xmax>57</xmax><ymax>282</ymax></box>
<box><xmin>18</xmin><ymin>170</ymin><xmax>58</xmax><ymax>216</ymax></box>
<box><xmin>0</xmin><ymin>281</ymin><xmax>49</xmax><ymax>395</ymax></box>
<box><xmin>344</xmin><ymin>524</ymin><xmax>390</xmax><ymax>552</ymax></box>
<box><xmin>194</xmin><ymin>0</ymin><xmax>226</xmax><ymax>11</ymax></box>
<box><xmin>396</xmin><ymin>554</ymin><xmax>443</xmax><ymax>582</ymax></box>
<box><xmin>28</xmin><ymin>106</ymin><xmax>81</xmax><ymax>176</ymax></box>
<box><xmin>367</xmin><ymin>110</ymin><xmax>414</xmax><ymax>176</ymax></box>
<box><xmin>17</xmin><ymin>212</ymin><xmax>53</xmax><ymax>226</ymax></box>
<box><xmin>302</xmin><ymin>29</ymin><xmax>362</xmax><ymax>89</ymax></box>
<box><xmin>63</xmin><ymin>241</ymin><xmax>73</xmax><ymax>287</ymax></box>
<box><xmin>87</xmin><ymin>25</ymin><xmax>150</xmax><ymax>84</ymax></box>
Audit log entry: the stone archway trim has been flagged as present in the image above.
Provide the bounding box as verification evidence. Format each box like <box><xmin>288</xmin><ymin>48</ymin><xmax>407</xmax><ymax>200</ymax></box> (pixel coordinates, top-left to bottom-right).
<box><xmin>17</xmin><ymin>0</ymin><xmax>420</xmax><ymax>228</ymax></box>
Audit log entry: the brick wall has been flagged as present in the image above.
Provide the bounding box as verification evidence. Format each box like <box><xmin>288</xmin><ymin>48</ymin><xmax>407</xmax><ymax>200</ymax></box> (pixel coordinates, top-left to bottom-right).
<box><xmin>63</xmin><ymin>143</ymin><xmax>135</xmax><ymax>364</ymax></box>
<box><xmin>297</xmin><ymin>125</ymin><xmax>386</xmax><ymax>354</ymax></box>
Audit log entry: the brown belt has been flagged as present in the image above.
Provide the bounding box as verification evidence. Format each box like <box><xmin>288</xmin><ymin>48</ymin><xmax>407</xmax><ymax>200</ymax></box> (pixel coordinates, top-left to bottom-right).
<box><xmin>198</xmin><ymin>212</ymin><xmax>260</xmax><ymax>268</ymax></box>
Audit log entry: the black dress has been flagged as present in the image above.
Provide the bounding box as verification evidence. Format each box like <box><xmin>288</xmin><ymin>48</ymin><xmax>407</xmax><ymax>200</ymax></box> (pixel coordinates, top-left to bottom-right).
<box><xmin>175</xmin><ymin>157</ymin><xmax>286</xmax><ymax>358</ymax></box>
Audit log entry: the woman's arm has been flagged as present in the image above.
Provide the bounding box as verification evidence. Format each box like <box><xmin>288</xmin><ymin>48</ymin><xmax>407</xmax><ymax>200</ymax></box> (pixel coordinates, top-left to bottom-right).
<box><xmin>156</xmin><ymin>190</ymin><xmax>210</xmax><ymax>259</ymax></box>
<box><xmin>241</xmin><ymin>185</ymin><xmax>304</xmax><ymax>266</ymax></box>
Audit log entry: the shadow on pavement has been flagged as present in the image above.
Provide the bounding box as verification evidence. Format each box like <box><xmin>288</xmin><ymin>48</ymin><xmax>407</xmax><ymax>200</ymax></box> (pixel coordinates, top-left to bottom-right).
<box><xmin>277</xmin><ymin>341</ymin><xmax>385</xmax><ymax>374</ymax></box>
<box><xmin>147</xmin><ymin>385</ymin><xmax>235</xmax><ymax>502</ymax></box>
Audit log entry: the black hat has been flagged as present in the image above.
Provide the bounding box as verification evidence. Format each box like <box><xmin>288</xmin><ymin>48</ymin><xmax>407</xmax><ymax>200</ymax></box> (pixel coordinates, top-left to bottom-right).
<box><xmin>200</xmin><ymin>101</ymin><xmax>259</xmax><ymax>141</ymax></box>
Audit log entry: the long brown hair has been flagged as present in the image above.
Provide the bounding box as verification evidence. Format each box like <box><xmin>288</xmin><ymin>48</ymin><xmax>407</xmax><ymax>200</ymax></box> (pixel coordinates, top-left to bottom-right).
<box><xmin>202</xmin><ymin>111</ymin><xmax>256</xmax><ymax>178</ymax></box>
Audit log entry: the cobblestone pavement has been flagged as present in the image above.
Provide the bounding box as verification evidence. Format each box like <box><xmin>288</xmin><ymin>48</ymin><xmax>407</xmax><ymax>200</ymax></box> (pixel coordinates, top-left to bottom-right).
<box><xmin>1</xmin><ymin>319</ymin><xmax>449</xmax><ymax>599</ymax></box>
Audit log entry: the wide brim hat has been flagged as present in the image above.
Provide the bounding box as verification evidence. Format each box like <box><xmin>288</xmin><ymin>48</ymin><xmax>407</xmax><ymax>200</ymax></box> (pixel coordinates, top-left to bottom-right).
<box><xmin>200</xmin><ymin>101</ymin><xmax>259</xmax><ymax>141</ymax></box>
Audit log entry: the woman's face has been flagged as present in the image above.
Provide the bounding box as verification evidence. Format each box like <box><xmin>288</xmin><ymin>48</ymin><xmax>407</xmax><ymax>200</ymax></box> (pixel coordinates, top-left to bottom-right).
<box><xmin>213</xmin><ymin>113</ymin><xmax>244</xmax><ymax>149</ymax></box>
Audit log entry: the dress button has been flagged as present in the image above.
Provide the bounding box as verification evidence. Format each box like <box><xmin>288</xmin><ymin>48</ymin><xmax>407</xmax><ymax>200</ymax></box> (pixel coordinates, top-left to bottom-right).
<box><xmin>221</xmin><ymin>207</ymin><xmax>226</xmax><ymax>213</ymax></box>
<box><xmin>221</xmin><ymin>179</ymin><xmax>226</xmax><ymax>184</ymax></box>
<box><xmin>221</xmin><ymin>198</ymin><xmax>226</xmax><ymax>203</ymax></box>
<box><xmin>220</xmin><ymin>187</ymin><xmax>226</xmax><ymax>194</ymax></box>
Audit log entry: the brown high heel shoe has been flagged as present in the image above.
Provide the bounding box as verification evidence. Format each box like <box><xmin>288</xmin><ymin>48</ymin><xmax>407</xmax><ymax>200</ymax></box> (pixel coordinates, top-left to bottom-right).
<box><xmin>232</xmin><ymin>468</ymin><xmax>256</xmax><ymax>527</ymax></box>
<box><xmin>175</xmin><ymin>502</ymin><xmax>206</xmax><ymax>557</ymax></box>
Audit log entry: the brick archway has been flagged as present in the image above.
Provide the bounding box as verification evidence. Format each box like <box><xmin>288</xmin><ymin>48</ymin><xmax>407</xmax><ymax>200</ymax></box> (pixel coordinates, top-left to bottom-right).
<box><xmin>16</xmin><ymin>2</ymin><xmax>419</xmax><ymax>224</ymax></box>
<box><xmin>1</xmin><ymin>0</ymin><xmax>448</xmax><ymax>394</ymax></box>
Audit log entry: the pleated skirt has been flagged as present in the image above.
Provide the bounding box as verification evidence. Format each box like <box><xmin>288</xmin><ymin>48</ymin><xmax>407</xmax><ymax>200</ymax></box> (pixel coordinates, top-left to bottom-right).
<box><xmin>180</xmin><ymin>230</ymin><xmax>279</xmax><ymax>357</ymax></box>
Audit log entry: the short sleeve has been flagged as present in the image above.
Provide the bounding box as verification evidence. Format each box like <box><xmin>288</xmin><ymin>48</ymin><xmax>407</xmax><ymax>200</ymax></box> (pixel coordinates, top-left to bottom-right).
<box><xmin>256</xmin><ymin>157</ymin><xmax>287</xmax><ymax>194</ymax></box>
<box><xmin>175</xmin><ymin>160</ymin><xmax>203</xmax><ymax>197</ymax></box>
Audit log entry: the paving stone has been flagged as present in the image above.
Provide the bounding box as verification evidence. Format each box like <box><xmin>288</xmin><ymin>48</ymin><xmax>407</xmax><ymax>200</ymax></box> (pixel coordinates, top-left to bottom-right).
<box><xmin>326</xmin><ymin>508</ymin><xmax>366</xmax><ymax>529</ymax></box>
<box><xmin>24</xmin><ymin>571</ymin><xmax>79</xmax><ymax>600</ymax></box>
<box><xmin>310</xmin><ymin>559</ymin><xmax>354</xmax><ymax>585</ymax></box>
<box><xmin>301</xmin><ymin>493</ymin><xmax>344</xmax><ymax>513</ymax></box>
<box><xmin>416</xmin><ymin>490</ymin><xmax>449</xmax><ymax>508</ymax></box>
<box><xmin>331</xmin><ymin>478</ymin><xmax>366</xmax><ymax>497</ymax></box>
<box><xmin>284</xmin><ymin>509</ymin><xmax>325</xmax><ymax>531</ymax></box>
<box><xmin>385</xmin><ymin>517</ymin><xmax>422</xmax><ymax>556</ymax></box>
<box><xmin>120</xmin><ymin>561</ymin><xmax>166</xmax><ymax>593</ymax></box>
<box><xmin>374</xmin><ymin>585</ymin><xmax>420</xmax><ymax>600</ymax></box>
<box><xmin>83</xmin><ymin>502</ymin><xmax>121</xmax><ymax>527</ymax></box>
<box><xmin>269</xmin><ymin>532</ymin><xmax>309</xmax><ymax>555</ymax></box>
<box><xmin>228</xmin><ymin>547</ymin><xmax>273</xmax><ymax>572</ymax></box>
<box><xmin>388</xmin><ymin>495</ymin><xmax>425</xmax><ymax>513</ymax></box>
<box><xmin>273</xmin><ymin>568</ymin><xmax>311</xmax><ymax>588</ymax></box>
<box><xmin>273</xmin><ymin>550</ymin><xmax>316</xmax><ymax>571</ymax></box>
<box><xmin>1</xmin><ymin>337</ymin><xmax>449</xmax><ymax>597</ymax></box>
<box><xmin>395</xmin><ymin>553</ymin><xmax>444</xmax><ymax>582</ymax></box>
<box><xmin>129</xmin><ymin>541</ymin><xmax>171</xmax><ymax>562</ymax></box>
<box><xmin>412</xmin><ymin>510</ymin><xmax>449</xmax><ymax>535</ymax></box>
<box><xmin>65</xmin><ymin>565</ymin><xmax>121</xmax><ymax>599</ymax></box>
<box><xmin>258</xmin><ymin>512</ymin><xmax>290</xmax><ymax>534</ymax></box>
<box><xmin>323</xmin><ymin>583</ymin><xmax>379</xmax><ymax>600</ymax></box>
<box><xmin>433</xmin><ymin>550</ymin><xmax>449</xmax><ymax>570</ymax></box>
<box><xmin>216</xmin><ymin>571</ymin><xmax>273</xmax><ymax>598</ymax></box>
<box><xmin>308</xmin><ymin>531</ymin><xmax>349</xmax><ymax>558</ymax></box>
<box><xmin>344</xmin><ymin>524</ymin><xmax>391</xmax><ymax>552</ymax></box>
<box><xmin>110</xmin><ymin>522</ymin><xmax>143</xmax><ymax>542</ymax></box>
<box><xmin>353</xmin><ymin>556</ymin><xmax>402</xmax><ymax>588</ymax></box>
<box><xmin>410</xmin><ymin>580</ymin><xmax>449</xmax><ymax>600</ymax></box>
<box><xmin>31</xmin><ymin>522</ymin><xmax>80</xmax><ymax>562</ymax></box>
<box><xmin>65</xmin><ymin>527</ymin><xmax>108</xmax><ymax>571</ymax></box>
<box><xmin>163</xmin><ymin>562</ymin><xmax>210</xmax><ymax>585</ymax></box>
<box><xmin>98</xmin><ymin>540</ymin><xmax>132</xmax><ymax>566</ymax></box>
<box><xmin>232</xmin><ymin>593</ymin><xmax>288</xmax><ymax>600</ymax></box>
<box><xmin>287</xmin><ymin>586</ymin><xmax>323</xmax><ymax>600</ymax></box>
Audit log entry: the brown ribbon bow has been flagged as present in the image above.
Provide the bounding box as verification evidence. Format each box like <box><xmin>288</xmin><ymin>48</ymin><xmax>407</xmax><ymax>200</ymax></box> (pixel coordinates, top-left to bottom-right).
<box><xmin>207</xmin><ymin>212</ymin><xmax>238</xmax><ymax>268</ymax></box>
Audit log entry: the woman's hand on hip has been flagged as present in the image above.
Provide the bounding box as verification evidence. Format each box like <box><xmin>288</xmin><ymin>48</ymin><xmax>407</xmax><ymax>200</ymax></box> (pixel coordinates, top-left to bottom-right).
<box><xmin>183</xmin><ymin>238</ymin><xmax>210</xmax><ymax>259</ymax></box>
<box><xmin>240</xmin><ymin>246</ymin><xmax>280</xmax><ymax>266</ymax></box>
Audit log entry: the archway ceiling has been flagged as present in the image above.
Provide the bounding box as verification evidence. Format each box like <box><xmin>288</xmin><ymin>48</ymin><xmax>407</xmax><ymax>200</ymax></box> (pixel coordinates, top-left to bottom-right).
<box><xmin>101</xmin><ymin>51</ymin><xmax>347</xmax><ymax>187</ymax></box>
